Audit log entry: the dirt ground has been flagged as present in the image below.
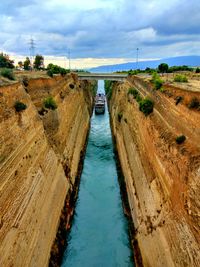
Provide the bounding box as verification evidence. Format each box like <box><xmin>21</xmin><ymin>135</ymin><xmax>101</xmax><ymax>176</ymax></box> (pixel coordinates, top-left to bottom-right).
<box><xmin>160</xmin><ymin>73</ymin><xmax>200</xmax><ymax>92</ymax></box>
<box><xmin>0</xmin><ymin>70</ymin><xmax>49</xmax><ymax>86</ymax></box>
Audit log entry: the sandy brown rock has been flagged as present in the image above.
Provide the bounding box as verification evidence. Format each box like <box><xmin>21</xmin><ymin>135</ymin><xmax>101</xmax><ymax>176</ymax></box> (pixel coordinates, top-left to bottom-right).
<box><xmin>0</xmin><ymin>74</ymin><xmax>94</xmax><ymax>267</ymax></box>
<box><xmin>109</xmin><ymin>76</ymin><xmax>200</xmax><ymax>267</ymax></box>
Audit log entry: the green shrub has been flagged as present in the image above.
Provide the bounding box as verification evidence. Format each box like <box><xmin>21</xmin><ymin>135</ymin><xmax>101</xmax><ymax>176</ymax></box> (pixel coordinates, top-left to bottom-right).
<box><xmin>46</xmin><ymin>63</ymin><xmax>70</xmax><ymax>76</ymax></box>
<box><xmin>43</xmin><ymin>96</ymin><xmax>57</xmax><ymax>110</ymax></box>
<box><xmin>136</xmin><ymin>94</ymin><xmax>142</xmax><ymax>103</ymax></box>
<box><xmin>0</xmin><ymin>53</ymin><xmax>14</xmax><ymax>68</ymax></box>
<box><xmin>151</xmin><ymin>72</ymin><xmax>159</xmax><ymax>81</ymax></box>
<box><xmin>160</xmin><ymin>87</ymin><xmax>165</xmax><ymax>93</ymax></box>
<box><xmin>14</xmin><ymin>101</ymin><xmax>27</xmax><ymax>112</ymax></box>
<box><xmin>151</xmin><ymin>72</ymin><xmax>164</xmax><ymax>90</ymax></box>
<box><xmin>128</xmin><ymin>88</ymin><xmax>139</xmax><ymax>98</ymax></box>
<box><xmin>1</xmin><ymin>68</ymin><xmax>15</xmax><ymax>80</ymax></box>
<box><xmin>188</xmin><ymin>98</ymin><xmax>200</xmax><ymax>109</ymax></box>
<box><xmin>176</xmin><ymin>135</ymin><xmax>186</xmax><ymax>144</ymax></box>
<box><xmin>117</xmin><ymin>112</ymin><xmax>123</xmax><ymax>122</ymax></box>
<box><xmin>168</xmin><ymin>65</ymin><xmax>192</xmax><ymax>72</ymax></box>
<box><xmin>139</xmin><ymin>98</ymin><xmax>154</xmax><ymax>116</ymax></box>
<box><xmin>47</xmin><ymin>69</ymin><xmax>53</xmax><ymax>77</ymax></box>
<box><xmin>195</xmin><ymin>67</ymin><xmax>200</xmax><ymax>73</ymax></box>
<box><xmin>174</xmin><ymin>75</ymin><xmax>188</xmax><ymax>83</ymax></box>
<box><xmin>60</xmin><ymin>68</ymin><xmax>67</xmax><ymax>76</ymax></box>
<box><xmin>127</xmin><ymin>88</ymin><xmax>143</xmax><ymax>103</ymax></box>
<box><xmin>158</xmin><ymin>63</ymin><xmax>169</xmax><ymax>73</ymax></box>
<box><xmin>154</xmin><ymin>79</ymin><xmax>163</xmax><ymax>90</ymax></box>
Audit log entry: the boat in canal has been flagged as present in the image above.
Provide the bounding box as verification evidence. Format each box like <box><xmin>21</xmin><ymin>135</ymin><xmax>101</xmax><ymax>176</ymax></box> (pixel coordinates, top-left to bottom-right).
<box><xmin>95</xmin><ymin>93</ymin><xmax>105</xmax><ymax>114</ymax></box>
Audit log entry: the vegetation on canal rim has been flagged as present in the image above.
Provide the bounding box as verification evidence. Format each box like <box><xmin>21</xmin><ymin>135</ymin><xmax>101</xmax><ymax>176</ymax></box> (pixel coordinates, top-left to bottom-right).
<box><xmin>195</xmin><ymin>67</ymin><xmax>200</xmax><ymax>73</ymax></box>
<box><xmin>43</xmin><ymin>96</ymin><xmax>58</xmax><ymax>110</ymax></box>
<box><xmin>139</xmin><ymin>98</ymin><xmax>154</xmax><ymax>116</ymax></box>
<box><xmin>34</xmin><ymin>54</ymin><xmax>44</xmax><ymax>70</ymax></box>
<box><xmin>91</xmin><ymin>81</ymin><xmax>98</xmax><ymax>96</ymax></box>
<box><xmin>176</xmin><ymin>135</ymin><xmax>186</xmax><ymax>144</ymax></box>
<box><xmin>128</xmin><ymin>87</ymin><xmax>154</xmax><ymax>116</ymax></box>
<box><xmin>46</xmin><ymin>63</ymin><xmax>70</xmax><ymax>76</ymax></box>
<box><xmin>174</xmin><ymin>74</ymin><xmax>188</xmax><ymax>83</ymax></box>
<box><xmin>104</xmin><ymin>80</ymin><xmax>114</xmax><ymax>100</ymax></box>
<box><xmin>1</xmin><ymin>68</ymin><xmax>15</xmax><ymax>80</ymax></box>
<box><xmin>116</xmin><ymin>64</ymin><xmax>193</xmax><ymax>75</ymax></box>
<box><xmin>0</xmin><ymin>53</ymin><xmax>14</xmax><ymax>68</ymax></box>
<box><xmin>136</xmin><ymin>94</ymin><xmax>143</xmax><ymax>103</ymax></box>
<box><xmin>128</xmin><ymin>88</ymin><xmax>142</xmax><ymax>102</ymax></box>
<box><xmin>158</xmin><ymin>63</ymin><xmax>169</xmax><ymax>73</ymax></box>
<box><xmin>151</xmin><ymin>72</ymin><xmax>164</xmax><ymax>90</ymax></box>
<box><xmin>128</xmin><ymin>88</ymin><xmax>139</xmax><ymax>98</ymax></box>
<box><xmin>14</xmin><ymin>101</ymin><xmax>27</xmax><ymax>112</ymax></box>
<box><xmin>47</xmin><ymin>69</ymin><xmax>54</xmax><ymax>77</ymax></box>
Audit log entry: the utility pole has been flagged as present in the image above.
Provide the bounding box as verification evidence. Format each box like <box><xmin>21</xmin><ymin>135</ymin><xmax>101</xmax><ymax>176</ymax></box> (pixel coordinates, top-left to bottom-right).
<box><xmin>29</xmin><ymin>37</ymin><xmax>36</xmax><ymax>70</ymax></box>
<box><xmin>136</xmin><ymin>48</ymin><xmax>139</xmax><ymax>70</ymax></box>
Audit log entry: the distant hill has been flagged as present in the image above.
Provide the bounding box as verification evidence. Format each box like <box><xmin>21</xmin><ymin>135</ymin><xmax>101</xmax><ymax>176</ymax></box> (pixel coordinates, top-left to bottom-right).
<box><xmin>90</xmin><ymin>56</ymin><xmax>200</xmax><ymax>72</ymax></box>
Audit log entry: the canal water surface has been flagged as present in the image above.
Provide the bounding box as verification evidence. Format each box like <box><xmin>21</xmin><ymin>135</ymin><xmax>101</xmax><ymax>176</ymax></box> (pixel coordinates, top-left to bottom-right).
<box><xmin>61</xmin><ymin>81</ymin><xmax>133</xmax><ymax>267</ymax></box>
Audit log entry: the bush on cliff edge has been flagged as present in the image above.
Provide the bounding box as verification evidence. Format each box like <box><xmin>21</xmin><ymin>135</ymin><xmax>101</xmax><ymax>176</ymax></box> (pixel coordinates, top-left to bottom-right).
<box><xmin>139</xmin><ymin>98</ymin><xmax>154</xmax><ymax>116</ymax></box>
<box><xmin>1</xmin><ymin>68</ymin><xmax>15</xmax><ymax>80</ymax></box>
<box><xmin>14</xmin><ymin>101</ymin><xmax>27</xmax><ymax>112</ymax></box>
<box><xmin>176</xmin><ymin>135</ymin><xmax>186</xmax><ymax>144</ymax></box>
<box><xmin>43</xmin><ymin>96</ymin><xmax>58</xmax><ymax>110</ymax></box>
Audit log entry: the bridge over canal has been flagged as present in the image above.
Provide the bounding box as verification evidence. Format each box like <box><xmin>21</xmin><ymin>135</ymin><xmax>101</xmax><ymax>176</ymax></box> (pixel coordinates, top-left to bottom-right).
<box><xmin>78</xmin><ymin>73</ymin><xmax>128</xmax><ymax>81</ymax></box>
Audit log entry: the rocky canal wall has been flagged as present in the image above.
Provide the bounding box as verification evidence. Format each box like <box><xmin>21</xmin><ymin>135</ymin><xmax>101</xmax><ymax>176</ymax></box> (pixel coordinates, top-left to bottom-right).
<box><xmin>0</xmin><ymin>74</ymin><xmax>95</xmax><ymax>267</ymax></box>
<box><xmin>108</xmin><ymin>76</ymin><xmax>200</xmax><ymax>267</ymax></box>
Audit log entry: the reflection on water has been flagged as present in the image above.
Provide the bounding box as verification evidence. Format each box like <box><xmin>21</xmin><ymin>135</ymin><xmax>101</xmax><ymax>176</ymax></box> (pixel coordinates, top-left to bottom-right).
<box><xmin>61</xmin><ymin>80</ymin><xmax>133</xmax><ymax>267</ymax></box>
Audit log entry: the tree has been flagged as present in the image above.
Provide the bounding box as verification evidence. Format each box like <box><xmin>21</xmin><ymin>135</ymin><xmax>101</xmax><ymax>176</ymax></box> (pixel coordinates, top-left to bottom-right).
<box><xmin>24</xmin><ymin>57</ymin><xmax>31</xmax><ymax>70</ymax></box>
<box><xmin>1</xmin><ymin>68</ymin><xmax>15</xmax><ymax>80</ymax></box>
<box><xmin>18</xmin><ymin>61</ymin><xmax>23</xmax><ymax>69</ymax></box>
<box><xmin>158</xmin><ymin>63</ymin><xmax>169</xmax><ymax>73</ymax></box>
<box><xmin>34</xmin><ymin>54</ymin><xmax>44</xmax><ymax>70</ymax></box>
<box><xmin>195</xmin><ymin>67</ymin><xmax>200</xmax><ymax>73</ymax></box>
<box><xmin>46</xmin><ymin>63</ymin><xmax>69</xmax><ymax>76</ymax></box>
<box><xmin>0</xmin><ymin>53</ymin><xmax>14</xmax><ymax>68</ymax></box>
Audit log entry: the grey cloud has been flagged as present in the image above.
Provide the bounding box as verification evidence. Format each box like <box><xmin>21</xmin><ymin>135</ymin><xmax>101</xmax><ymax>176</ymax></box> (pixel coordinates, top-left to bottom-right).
<box><xmin>0</xmin><ymin>0</ymin><xmax>36</xmax><ymax>15</ymax></box>
<box><xmin>0</xmin><ymin>0</ymin><xmax>199</xmax><ymax>59</ymax></box>
<box><xmin>152</xmin><ymin>0</ymin><xmax>200</xmax><ymax>35</ymax></box>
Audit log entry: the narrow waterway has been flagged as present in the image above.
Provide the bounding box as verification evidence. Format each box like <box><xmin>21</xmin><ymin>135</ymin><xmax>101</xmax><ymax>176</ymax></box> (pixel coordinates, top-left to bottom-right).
<box><xmin>61</xmin><ymin>81</ymin><xmax>133</xmax><ymax>267</ymax></box>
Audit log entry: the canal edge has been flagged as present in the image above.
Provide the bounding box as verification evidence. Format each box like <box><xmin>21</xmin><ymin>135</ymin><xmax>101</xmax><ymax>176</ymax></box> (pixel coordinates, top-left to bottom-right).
<box><xmin>107</xmin><ymin>100</ymin><xmax>144</xmax><ymax>267</ymax></box>
<box><xmin>49</xmin><ymin>105</ymin><xmax>94</xmax><ymax>267</ymax></box>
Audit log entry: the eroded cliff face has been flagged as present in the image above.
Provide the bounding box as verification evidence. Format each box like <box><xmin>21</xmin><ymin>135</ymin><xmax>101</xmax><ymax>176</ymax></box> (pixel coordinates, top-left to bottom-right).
<box><xmin>0</xmin><ymin>74</ymin><xmax>95</xmax><ymax>267</ymax></box>
<box><xmin>109</xmin><ymin>76</ymin><xmax>200</xmax><ymax>267</ymax></box>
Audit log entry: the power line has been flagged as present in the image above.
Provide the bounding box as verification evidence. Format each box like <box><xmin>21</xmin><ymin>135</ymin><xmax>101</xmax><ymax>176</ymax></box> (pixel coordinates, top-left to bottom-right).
<box><xmin>28</xmin><ymin>37</ymin><xmax>36</xmax><ymax>69</ymax></box>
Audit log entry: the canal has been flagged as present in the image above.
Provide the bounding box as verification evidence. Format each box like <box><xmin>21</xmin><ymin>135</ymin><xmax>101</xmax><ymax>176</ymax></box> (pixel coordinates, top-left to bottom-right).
<box><xmin>61</xmin><ymin>80</ymin><xmax>133</xmax><ymax>267</ymax></box>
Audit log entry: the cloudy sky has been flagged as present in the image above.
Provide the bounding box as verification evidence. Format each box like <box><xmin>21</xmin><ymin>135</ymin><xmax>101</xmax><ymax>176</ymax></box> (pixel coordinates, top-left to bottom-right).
<box><xmin>0</xmin><ymin>0</ymin><xmax>200</xmax><ymax>68</ymax></box>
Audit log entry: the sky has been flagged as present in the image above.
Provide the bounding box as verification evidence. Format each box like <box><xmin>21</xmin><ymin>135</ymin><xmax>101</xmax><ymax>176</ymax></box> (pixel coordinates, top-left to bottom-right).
<box><xmin>0</xmin><ymin>0</ymin><xmax>200</xmax><ymax>68</ymax></box>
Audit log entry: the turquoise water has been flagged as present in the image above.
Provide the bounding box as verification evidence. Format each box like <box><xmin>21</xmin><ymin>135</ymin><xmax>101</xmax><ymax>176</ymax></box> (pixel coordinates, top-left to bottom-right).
<box><xmin>61</xmin><ymin>81</ymin><xmax>133</xmax><ymax>267</ymax></box>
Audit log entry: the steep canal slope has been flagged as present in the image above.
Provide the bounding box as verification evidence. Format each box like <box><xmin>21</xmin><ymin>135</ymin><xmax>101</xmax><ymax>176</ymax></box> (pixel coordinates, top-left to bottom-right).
<box><xmin>0</xmin><ymin>74</ymin><xmax>95</xmax><ymax>267</ymax></box>
<box><xmin>108</xmin><ymin>76</ymin><xmax>200</xmax><ymax>267</ymax></box>
<box><xmin>61</xmin><ymin>81</ymin><xmax>133</xmax><ymax>267</ymax></box>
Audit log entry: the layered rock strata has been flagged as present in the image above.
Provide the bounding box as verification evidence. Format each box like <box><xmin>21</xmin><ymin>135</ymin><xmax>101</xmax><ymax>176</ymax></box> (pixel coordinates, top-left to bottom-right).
<box><xmin>0</xmin><ymin>74</ymin><xmax>95</xmax><ymax>267</ymax></box>
<box><xmin>109</xmin><ymin>76</ymin><xmax>200</xmax><ymax>267</ymax></box>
